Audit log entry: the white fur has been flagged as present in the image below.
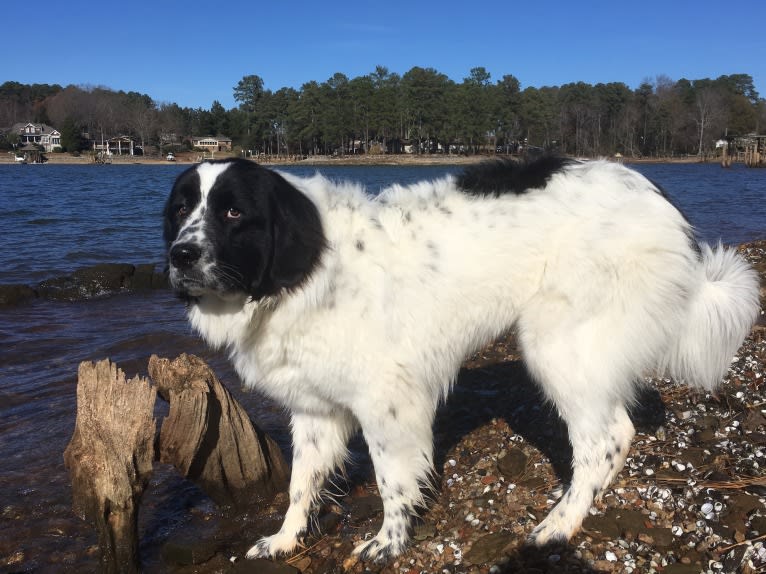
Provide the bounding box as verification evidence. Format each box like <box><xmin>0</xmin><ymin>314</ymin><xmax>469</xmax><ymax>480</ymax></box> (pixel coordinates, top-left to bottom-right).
<box><xmin>177</xmin><ymin>160</ymin><xmax>760</xmax><ymax>561</ymax></box>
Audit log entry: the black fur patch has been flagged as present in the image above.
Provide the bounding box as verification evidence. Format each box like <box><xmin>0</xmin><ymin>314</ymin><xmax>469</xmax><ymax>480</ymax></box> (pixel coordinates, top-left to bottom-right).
<box><xmin>457</xmin><ymin>156</ymin><xmax>572</xmax><ymax>197</ymax></box>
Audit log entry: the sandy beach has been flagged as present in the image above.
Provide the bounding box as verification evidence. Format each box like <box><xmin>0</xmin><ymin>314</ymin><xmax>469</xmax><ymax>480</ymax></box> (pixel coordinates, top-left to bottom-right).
<box><xmin>1</xmin><ymin>151</ymin><xmax>716</xmax><ymax>167</ymax></box>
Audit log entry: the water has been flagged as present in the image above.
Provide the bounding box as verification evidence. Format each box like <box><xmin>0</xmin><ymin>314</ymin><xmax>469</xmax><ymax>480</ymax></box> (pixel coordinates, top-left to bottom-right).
<box><xmin>0</xmin><ymin>161</ymin><xmax>763</xmax><ymax>570</ymax></box>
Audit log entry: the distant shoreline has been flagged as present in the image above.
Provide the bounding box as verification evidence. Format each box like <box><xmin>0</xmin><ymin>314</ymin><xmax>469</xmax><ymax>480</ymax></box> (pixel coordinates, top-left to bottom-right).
<box><xmin>1</xmin><ymin>152</ymin><xmax>723</xmax><ymax>167</ymax></box>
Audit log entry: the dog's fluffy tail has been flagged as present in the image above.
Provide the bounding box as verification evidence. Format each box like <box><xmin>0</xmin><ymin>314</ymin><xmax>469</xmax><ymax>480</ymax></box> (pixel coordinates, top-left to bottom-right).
<box><xmin>664</xmin><ymin>243</ymin><xmax>760</xmax><ymax>392</ymax></box>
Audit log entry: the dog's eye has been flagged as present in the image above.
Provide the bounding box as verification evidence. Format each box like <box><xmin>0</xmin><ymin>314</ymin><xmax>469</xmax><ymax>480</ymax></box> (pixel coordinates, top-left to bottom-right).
<box><xmin>177</xmin><ymin>205</ymin><xmax>188</xmax><ymax>217</ymax></box>
<box><xmin>226</xmin><ymin>208</ymin><xmax>242</xmax><ymax>220</ymax></box>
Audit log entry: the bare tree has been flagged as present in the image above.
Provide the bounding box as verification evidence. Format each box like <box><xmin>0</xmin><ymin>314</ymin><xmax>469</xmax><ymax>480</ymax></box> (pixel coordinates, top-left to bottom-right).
<box><xmin>694</xmin><ymin>87</ymin><xmax>726</xmax><ymax>156</ymax></box>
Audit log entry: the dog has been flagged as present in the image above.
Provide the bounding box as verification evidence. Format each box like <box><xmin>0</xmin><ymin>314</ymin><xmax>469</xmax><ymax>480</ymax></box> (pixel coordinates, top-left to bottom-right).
<box><xmin>163</xmin><ymin>157</ymin><xmax>759</xmax><ymax>562</ymax></box>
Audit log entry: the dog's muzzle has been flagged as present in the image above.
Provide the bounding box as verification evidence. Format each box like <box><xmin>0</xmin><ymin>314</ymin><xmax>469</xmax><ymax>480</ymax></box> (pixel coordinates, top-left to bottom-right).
<box><xmin>168</xmin><ymin>242</ymin><xmax>208</xmax><ymax>294</ymax></box>
<box><xmin>169</xmin><ymin>242</ymin><xmax>202</xmax><ymax>270</ymax></box>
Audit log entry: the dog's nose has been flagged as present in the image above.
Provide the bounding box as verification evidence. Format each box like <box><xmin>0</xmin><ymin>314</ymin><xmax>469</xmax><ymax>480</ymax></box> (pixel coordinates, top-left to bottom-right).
<box><xmin>170</xmin><ymin>243</ymin><xmax>202</xmax><ymax>269</ymax></box>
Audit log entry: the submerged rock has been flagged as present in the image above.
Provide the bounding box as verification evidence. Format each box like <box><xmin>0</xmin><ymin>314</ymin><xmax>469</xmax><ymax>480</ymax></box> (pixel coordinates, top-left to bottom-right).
<box><xmin>0</xmin><ymin>262</ymin><xmax>169</xmax><ymax>306</ymax></box>
<box><xmin>0</xmin><ymin>284</ymin><xmax>37</xmax><ymax>306</ymax></box>
<box><xmin>38</xmin><ymin>263</ymin><xmax>136</xmax><ymax>301</ymax></box>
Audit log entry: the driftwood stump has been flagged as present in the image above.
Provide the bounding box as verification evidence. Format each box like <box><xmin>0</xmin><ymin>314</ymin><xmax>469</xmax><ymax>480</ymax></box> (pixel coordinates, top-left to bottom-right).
<box><xmin>149</xmin><ymin>353</ymin><xmax>289</xmax><ymax>506</ymax></box>
<box><xmin>65</xmin><ymin>354</ymin><xmax>289</xmax><ymax>571</ymax></box>
<box><xmin>63</xmin><ymin>360</ymin><xmax>156</xmax><ymax>574</ymax></box>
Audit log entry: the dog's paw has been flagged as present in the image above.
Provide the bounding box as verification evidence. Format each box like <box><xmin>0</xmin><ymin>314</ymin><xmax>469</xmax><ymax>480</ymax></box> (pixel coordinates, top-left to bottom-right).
<box><xmin>526</xmin><ymin>513</ymin><xmax>574</xmax><ymax>547</ymax></box>
<box><xmin>246</xmin><ymin>530</ymin><xmax>302</xmax><ymax>559</ymax></box>
<box><xmin>353</xmin><ymin>533</ymin><xmax>407</xmax><ymax>563</ymax></box>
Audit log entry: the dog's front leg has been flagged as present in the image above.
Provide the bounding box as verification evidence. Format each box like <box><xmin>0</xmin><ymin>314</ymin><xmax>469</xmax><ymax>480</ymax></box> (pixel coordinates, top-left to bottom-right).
<box><xmin>247</xmin><ymin>409</ymin><xmax>355</xmax><ymax>559</ymax></box>
<box><xmin>353</xmin><ymin>398</ymin><xmax>436</xmax><ymax>563</ymax></box>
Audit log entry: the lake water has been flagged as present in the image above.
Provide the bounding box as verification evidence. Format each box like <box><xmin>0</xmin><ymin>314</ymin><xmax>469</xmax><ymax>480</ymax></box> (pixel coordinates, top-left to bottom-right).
<box><xmin>0</xmin><ymin>161</ymin><xmax>764</xmax><ymax>570</ymax></box>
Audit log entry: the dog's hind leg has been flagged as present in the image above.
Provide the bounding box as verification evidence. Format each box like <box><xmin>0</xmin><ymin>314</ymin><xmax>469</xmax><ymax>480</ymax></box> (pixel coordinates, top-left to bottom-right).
<box><xmin>247</xmin><ymin>409</ymin><xmax>356</xmax><ymax>559</ymax></box>
<box><xmin>518</xmin><ymin>311</ymin><xmax>637</xmax><ymax>546</ymax></box>
<box><xmin>352</xmin><ymin>392</ymin><xmax>436</xmax><ymax>562</ymax></box>
<box><xmin>526</xmin><ymin>401</ymin><xmax>634</xmax><ymax>546</ymax></box>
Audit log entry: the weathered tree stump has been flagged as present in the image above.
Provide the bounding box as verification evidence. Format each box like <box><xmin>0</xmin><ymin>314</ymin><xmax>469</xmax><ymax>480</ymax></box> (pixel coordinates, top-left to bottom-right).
<box><xmin>149</xmin><ymin>353</ymin><xmax>289</xmax><ymax>506</ymax></box>
<box><xmin>63</xmin><ymin>359</ymin><xmax>157</xmax><ymax>574</ymax></box>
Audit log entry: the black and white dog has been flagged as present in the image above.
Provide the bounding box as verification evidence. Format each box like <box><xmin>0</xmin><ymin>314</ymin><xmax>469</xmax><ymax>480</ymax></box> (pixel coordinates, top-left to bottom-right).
<box><xmin>163</xmin><ymin>157</ymin><xmax>759</xmax><ymax>562</ymax></box>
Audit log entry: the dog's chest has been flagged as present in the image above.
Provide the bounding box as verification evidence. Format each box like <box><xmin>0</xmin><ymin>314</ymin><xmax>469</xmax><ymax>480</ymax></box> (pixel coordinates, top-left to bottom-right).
<box><xmin>195</xmin><ymin>302</ymin><xmax>343</xmax><ymax>413</ymax></box>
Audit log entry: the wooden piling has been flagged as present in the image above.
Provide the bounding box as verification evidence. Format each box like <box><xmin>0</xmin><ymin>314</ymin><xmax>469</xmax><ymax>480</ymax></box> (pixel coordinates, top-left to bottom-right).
<box><xmin>149</xmin><ymin>353</ymin><xmax>289</xmax><ymax>506</ymax></box>
<box><xmin>63</xmin><ymin>360</ymin><xmax>156</xmax><ymax>574</ymax></box>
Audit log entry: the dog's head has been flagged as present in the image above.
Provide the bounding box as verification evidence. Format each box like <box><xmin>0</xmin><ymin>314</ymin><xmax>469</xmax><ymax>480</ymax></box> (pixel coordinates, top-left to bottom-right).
<box><xmin>163</xmin><ymin>159</ymin><xmax>325</xmax><ymax>300</ymax></box>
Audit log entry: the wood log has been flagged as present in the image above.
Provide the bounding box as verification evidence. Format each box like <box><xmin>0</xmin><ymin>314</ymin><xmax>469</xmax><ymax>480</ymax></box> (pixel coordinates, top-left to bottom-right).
<box><xmin>148</xmin><ymin>353</ymin><xmax>289</xmax><ymax>507</ymax></box>
<box><xmin>63</xmin><ymin>359</ymin><xmax>157</xmax><ymax>574</ymax></box>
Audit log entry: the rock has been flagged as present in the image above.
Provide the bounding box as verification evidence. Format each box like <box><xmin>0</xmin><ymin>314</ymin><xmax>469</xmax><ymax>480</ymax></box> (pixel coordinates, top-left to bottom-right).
<box><xmin>722</xmin><ymin>545</ymin><xmax>749</xmax><ymax>573</ymax></box>
<box><xmin>161</xmin><ymin>540</ymin><xmax>217</xmax><ymax>565</ymax></box>
<box><xmin>4</xmin><ymin>261</ymin><xmax>169</xmax><ymax>306</ymax></box>
<box><xmin>750</xmin><ymin>515</ymin><xmax>766</xmax><ymax>534</ymax></box>
<box><xmin>151</xmin><ymin>269</ymin><xmax>169</xmax><ymax>289</ymax></box>
<box><xmin>73</xmin><ymin>263</ymin><xmax>135</xmax><ymax>292</ymax></box>
<box><xmin>318</xmin><ymin>510</ymin><xmax>342</xmax><ymax>534</ymax></box>
<box><xmin>291</xmin><ymin>556</ymin><xmax>311</xmax><ymax>571</ymax></box>
<box><xmin>38</xmin><ymin>263</ymin><xmax>135</xmax><ymax>300</ymax></box>
<box><xmin>233</xmin><ymin>557</ymin><xmax>299</xmax><ymax>573</ymax></box>
<box><xmin>649</xmin><ymin>527</ymin><xmax>675</xmax><ymax>548</ymax></box>
<box><xmin>726</xmin><ymin>493</ymin><xmax>762</xmax><ymax>525</ymax></box>
<box><xmin>464</xmin><ymin>531</ymin><xmax>513</xmax><ymax>564</ymax></box>
<box><xmin>127</xmin><ymin>263</ymin><xmax>156</xmax><ymax>290</ymax></box>
<box><xmin>36</xmin><ymin>275</ymin><xmax>82</xmax><ymax>300</ymax></box>
<box><xmin>0</xmin><ymin>284</ymin><xmax>37</xmax><ymax>306</ymax></box>
<box><xmin>349</xmin><ymin>494</ymin><xmax>384</xmax><ymax>521</ymax></box>
<box><xmin>497</xmin><ymin>449</ymin><xmax>528</xmax><ymax>480</ymax></box>
<box><xmin>412</xmin><ymin>521</ymin><xmax>437</xmax><ymax>541</ymax></box>
<box><xmin>663</xmin><ymin>563</ymin><xmax>703</xmax><ymax>574</ymax></box>
<box><xmin>743</xmin><ymin>408</ymin><xmax>766</xmax><ymax>431</ymax></box>
<box><xmin>583</xmin><ymin>508</ymin><xmax>648</xmax><ymax>540</ymax></box>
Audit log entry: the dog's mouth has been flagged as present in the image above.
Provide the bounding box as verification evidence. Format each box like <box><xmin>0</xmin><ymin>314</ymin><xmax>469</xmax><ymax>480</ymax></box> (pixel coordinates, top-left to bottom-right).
<box><xmin>168</xmin><ymin>265</ymin><xmax>210</xmax><ymax>295</ymax></box>
<box><xmin>168</xmin><ymin>264</ymin><xmax>249</xmax><ymax>300</ymax></box>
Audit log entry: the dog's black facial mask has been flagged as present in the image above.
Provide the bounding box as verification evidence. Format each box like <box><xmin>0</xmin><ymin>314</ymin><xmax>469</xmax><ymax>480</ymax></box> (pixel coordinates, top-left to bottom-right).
<box><xmin>164</xmin><ymin>159</ymin><xmax>326</xmax><ymax>300</ymax></box>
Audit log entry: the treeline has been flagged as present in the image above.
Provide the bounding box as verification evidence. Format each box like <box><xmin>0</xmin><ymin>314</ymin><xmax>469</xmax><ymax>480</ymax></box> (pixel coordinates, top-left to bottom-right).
<box><xmin>1</xmin><ymin>68</ymin><xmax>763</xmax><ymax>157</ymax></box>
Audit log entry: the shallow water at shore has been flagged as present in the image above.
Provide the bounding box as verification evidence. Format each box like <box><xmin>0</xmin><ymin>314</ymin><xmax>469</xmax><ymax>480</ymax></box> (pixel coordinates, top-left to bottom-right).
<box><xmin>0</xmin><ymin>162</ymin><xmax>764</xmax><ymax>570</ymax></box>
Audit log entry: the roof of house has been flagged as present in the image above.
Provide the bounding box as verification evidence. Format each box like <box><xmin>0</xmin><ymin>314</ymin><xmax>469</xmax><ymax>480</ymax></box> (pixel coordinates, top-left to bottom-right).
<box><xmin>11</xmin><ymin>122</ymin><xmax>60</xmax><ymax>135</ymax></box>
<box><xmin>192</xmin><ymin>135</ymin><xmax>232</xmax><ymax>142</ymax></box>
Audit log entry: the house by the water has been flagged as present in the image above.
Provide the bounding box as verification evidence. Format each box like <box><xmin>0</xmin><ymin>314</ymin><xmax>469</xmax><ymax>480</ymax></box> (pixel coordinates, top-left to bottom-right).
<box><xmin>10</xmin><ymin>122</ymin><xmax>62</xmax><ymax>152</ymax></box>
<box><xmin>192</xmin><ymin>135</ymin><xmax>232</xmax><ymax>153</ymax></box>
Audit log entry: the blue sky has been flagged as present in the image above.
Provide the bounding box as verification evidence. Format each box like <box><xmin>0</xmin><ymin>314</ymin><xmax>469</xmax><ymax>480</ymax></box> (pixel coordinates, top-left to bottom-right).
<box><xmin>5</xmin><ymin>1</ymin><xmax>764</xmax><ymax>109</ymax></box>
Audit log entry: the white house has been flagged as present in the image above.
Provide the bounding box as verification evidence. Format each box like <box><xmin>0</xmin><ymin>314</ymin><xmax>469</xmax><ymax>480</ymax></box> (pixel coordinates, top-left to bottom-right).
<box><xmin>93</xmin><ymin>136</ymin><xmax>136</xmax><ymax>156</ymax></box>
<box><xmin>192</xmin><ymin>135</ymin><xmax>232</xmax><ymax>152</ymax></box>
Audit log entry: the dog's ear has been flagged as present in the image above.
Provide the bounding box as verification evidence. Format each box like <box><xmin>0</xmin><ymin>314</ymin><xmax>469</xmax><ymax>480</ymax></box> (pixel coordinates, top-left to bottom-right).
<box><xmin>266</xmin><ymin>172</ymin><xmax>326</xmax><ymax>293</ymax></box>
